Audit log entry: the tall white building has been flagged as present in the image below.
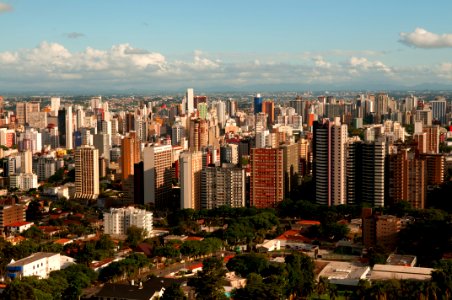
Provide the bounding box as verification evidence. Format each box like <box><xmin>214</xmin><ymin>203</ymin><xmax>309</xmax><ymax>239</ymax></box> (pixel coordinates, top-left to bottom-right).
<box><xmin>103</xmin><ymin>207</ymin><xmax>153</xmax><ymax>237</ymax></box>
<box><xmin>186</xmin><ymin>88</ymin><xmax>194</xmax><ymax>115</ymax></box>
<box><xmin>66</xmin><ymin>105</ymin><xmax>73</xmax><ymax>149</ymax></box>
<box><xmin>180</xmin><ymin>151</ymin><xmax>203</xmax><ymax>209</ymax></box>
<box><xmin>215</xmin><ymin>101</ymin><xmax>226</xmax><ymax>128</ymax></box>
<box><xmin>50</xmin><ymin>97</ymin><xmax>61</xmax><ymax>116</ymax></box>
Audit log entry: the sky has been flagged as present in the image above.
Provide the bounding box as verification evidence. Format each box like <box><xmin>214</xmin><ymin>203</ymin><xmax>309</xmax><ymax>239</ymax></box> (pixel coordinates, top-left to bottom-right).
<box><xmin>1</xmin><ymin>0</ymin><xmax>452</xmax><ymax>93</ymax></box>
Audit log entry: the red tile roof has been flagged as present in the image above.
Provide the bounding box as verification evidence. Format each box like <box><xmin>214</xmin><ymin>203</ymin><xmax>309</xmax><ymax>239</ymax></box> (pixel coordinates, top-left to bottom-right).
<box><xmin>276</xmin><ymin>230</ymin><xmax>312</xmax><ymax>243</ymax></box>
<box><xmin>296</xmin><ymin>220</ymin><xmax>321</xmax><ymax>226</ymax></box>
<box><xmin>6</xmin><ymin>221</ymin><xmax>33</xmax><ymax>227</ymax></box>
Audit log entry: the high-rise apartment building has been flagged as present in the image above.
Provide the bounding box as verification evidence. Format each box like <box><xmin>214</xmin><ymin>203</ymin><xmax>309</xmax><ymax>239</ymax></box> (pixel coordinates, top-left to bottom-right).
<box><xmin>103</xmin><ymin>207</ymin><xmax>153</xmax><ymax>237</ymax></box>
<box><xmin>189</xmin><ymin>119</ymin><xmax>208</xmax><ymax>152</ymax></box>
<box><xmin>142</xmin><ymin>145</ymin><xmax>173</xmax><ymax>208</ymax></box>
<box><xmin>347</xmin><ymin>140</ymin><xmax>385</xmax><ymax>207</ymax></box>
<box><xmin>121</xmin><ymin>131</ymin><xmax>141</xmax><ymax>202</ymax></box>
<box><xmin>262</xmin><ymin>100</ymin><xmax>275</xmax><ymax>126</ymax></box>
<box><xmin>280</xmin><ymin>143</ymin><xmax>299</xmax><ymax>196</ymax></box>
<box><xmin>313</xmin><ymin>117</ymin><xmax>348</xmax><ymax>206</ymax></box>
<box><xmin>201</xmin><ymin>164</ymin><xmax>245</xmax><ymax>209</ymax></box>
<box><xmin>180</xmin><ymin>151</ymin><xmax>203</xmax><ymax>209</ymax></box>
<box><xmin>250</xmin><ymin>148</ymin><xmax>284</xmax><ymax>208</ymax></box>
<box><xmin>74</xmin><ymin>145</ymin><xmax>99</xmax><ymax>199</ymax></box>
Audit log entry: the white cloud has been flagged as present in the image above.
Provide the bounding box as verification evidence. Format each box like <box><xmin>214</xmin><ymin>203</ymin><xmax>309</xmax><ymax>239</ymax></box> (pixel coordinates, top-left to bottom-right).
<box><xmin>0</xmin><ymin>41</ymin><xmax>446</xmax><ymax>91</ymax></box>
<box><xmin>0</xmin><ymin>3</ymin><xmax>12</xmax><ymax>13</ymax></box>
<box><xmin>399</xmin><ymin>28</ymin><xmax>452</xmax><ymax>48</ymax></box>
<box><xmin>349</xmin><ymin>57</ymin><xmax>392</xmax><ymax>73</ymax></box>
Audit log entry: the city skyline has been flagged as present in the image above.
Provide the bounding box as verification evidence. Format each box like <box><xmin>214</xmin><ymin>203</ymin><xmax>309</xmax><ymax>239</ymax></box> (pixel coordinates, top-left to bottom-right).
<box><xmin>1</xmin><ymin>1</ymin><xmax>452</xmax><ymax>92</ymax></box>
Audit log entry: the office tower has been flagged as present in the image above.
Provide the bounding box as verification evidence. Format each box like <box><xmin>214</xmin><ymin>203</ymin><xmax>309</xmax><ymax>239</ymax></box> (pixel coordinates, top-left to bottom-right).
<box><xmin>104</xmin><ymin>207</ymin><xmax>153</xmax><ymax>238</ymax></box>
<box><xmin>238</xmin><ymin>139</ymin><xmax>251</xmax><ymax>165</ymax></box>
<box><xmin>186</xmin><ymin>88</ymin><xmax>194</xmax><ymax>115</ymax></box>
<box><xmin>423</xmin><ymin>125</ymin><xmax>440</xmax><ymax>153</ymax></box>
<box><xmin>180</xmin><ymin>151</ymin><xmax>203</xmax><ymax>209</ymax></box>
<box><xmin>226</xmin><ymin>99</ymin><xmax>237</xmax><ymax>117</ymax></box>
<box><xmin>93</xmin><ymin>133</ymin><xmax>111</xmax><ymax>161</ymax></box>
<box><xmin>50</xmin><ymin>97</ymin><xmax>60</xmax><ymax>115</ymax></box>
<box><xmin>216</xmin><ymin>101</ymin><xmax>226</xmax><ymax>128</ymax></box>
<box><xmin>347</xmin><ymin>140</ymin><xmax>385</xmax><ymax>207</ymax></box>
<box><xmin>220</xmin><ymin>144</ymin><xmax>239</xmax><ymax>165</ymax></box>
<box><xmin>201</xmin><ymin>164</ymin><xmax>245</xmax><ymax>209</ymax></box>
<box><xmin>254</xmin><ymin>93</ymin><xmax>263</xmax><ymax>114</ymax></box>
<box><xmin>189</xmin><ymin>119</ymin><xmax>208</xmax><ymax>152</ymax></box>
<box><xmin>121</xmin><ymin>131</ymin><xmax>141</xmax><ymax>202</ymax></box>
<box><xmin>262</xmin><ymin>100</ymin><xmax>275</xmax><ymax>126</ymax></box>
<box><xmin>431</xmin><ymin>98</ymin><xmax>447</xmax><ymax>125</ymax></box>
<box><xmin>32</xmin><ymin>155</ymin><xmax>56</xmax><ymax>181</ymax></box>
<box><xmin>194</xmin><ymin>95</ymin><xmax>207</xmax><ymax>109</ymax></box>
<box><xmin>27</xmin><ymin>111</ymin><xmax>47</xmax><ymax>129</ymax></box>
<box><xmin>74</xmin><ymin>145</ymin><xmax>99</xmax><ymax>199</ymax></box>
<box><xmin>416</xmin><ymin>109</ymin><xmax>433</xmax><ymax>126</ymax></box>
<box><xmin>58</xmin><ymin>107</ymin><xmax>67</xmax><ymax>147</ymax></box>
<box><xmin>142</xmin><ymin>145</ymin><xmax>172</xmax><ymax>208</ymax></box>
<box><xmin>313</xmin><ymin>117</ymin><xmax>348</xmax><ymax>206</ymax></box>
<box><xmin>280</xmin><ymin>143</ymin><xmax>299</xmax><ymax>196</ymax></box>
<box><xmin>250</xmin><ymin>148</ymin><xmax>284</xmax><ymax>208</ymax></box>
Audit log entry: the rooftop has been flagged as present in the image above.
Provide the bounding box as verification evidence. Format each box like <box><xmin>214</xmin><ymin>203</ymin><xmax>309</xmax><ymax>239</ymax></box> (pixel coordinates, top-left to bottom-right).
<box><xmin>318</xmin><ymin>261</ymin><xmax>370</xmax><ymax>286</ymax></box>
<box><xmin>5</xmin><ymin>221</ymin><xmax>33</xmax><ymax>227</ymax></box>
<box><xmin>386</xmin><ymin>254</ymin><xmax>417</xmax><ymax>267</ymax></box>
<box><xmin>8</xmin><ymin>252</ymin><xmax>59</xmax><ymax>267</ymax></box>
<box><xmin>370</xmin><ymin>264</ymin><xmax>433</xmax><ymax>281</ymax></box>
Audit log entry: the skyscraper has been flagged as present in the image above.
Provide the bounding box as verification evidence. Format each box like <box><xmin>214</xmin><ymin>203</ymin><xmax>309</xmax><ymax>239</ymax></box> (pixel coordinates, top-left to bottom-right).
<box><xmin>65</xmin><ymin>106</ymin><xmax>73</xmax><ymax>150</ymax></box>
<box><xmin>262</xmin><ymin>100</ymin><xmax>275</xmax><ymax>126</ymax></box>
<box><xmin>254</xmin><ymin>93</ymin><xmax>263</xmax><ymax>114</ymax></box>
<box><xmin>186</xmin><ymin>88</ymin><xmax>194</xmax><ymax>115</ymax></box>
<box><xmin>201</xmin><ymin>164</ymin><xmax>245</xmax><ymax>209</ymax></box>
<box><xmin>250</xmin><ymin>148</ymin><xmax>284</xmax><ymax>208</ymax></box>
<box><xmin>180</xmin><ymin>151</ymin><xmax>203</xmax><ymax>209</ymax></box>
<box><xmin>121</xmin><ymin>131</ymin><xmax>141</xmax><ymax>203</ymax></box>
<box><xmin>431</xmin><ymin>98</ymin><xmax>447</xmax><ymax>125</ymax></box>
<box><xmin>143</xmin><ymin>145</ymin><xmax>173</xmax><ymax>208</ymax></box>
<box><xmin>313</xmin><ymin>117</ymin><xmax>347</xmax><ymax>206</ymax></box>
<box><xmin>74</xmin><ymin>145</ymin><xmax>99</xmax><ymax>199</ymax></box>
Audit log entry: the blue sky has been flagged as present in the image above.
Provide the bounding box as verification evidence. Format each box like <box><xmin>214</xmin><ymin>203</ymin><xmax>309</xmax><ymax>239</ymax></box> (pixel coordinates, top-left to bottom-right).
<box><xmin>1</xmin><ymin>0</ymin><xmax>452</xmax><ymax>92</ymax></box>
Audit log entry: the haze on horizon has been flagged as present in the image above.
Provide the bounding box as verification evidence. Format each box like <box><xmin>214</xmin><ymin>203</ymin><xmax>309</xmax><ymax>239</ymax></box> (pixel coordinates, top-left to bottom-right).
<box><xmin>1</xmin><ymin>0</ymin><xmax>452</xmax><ymax>93</ymax></box>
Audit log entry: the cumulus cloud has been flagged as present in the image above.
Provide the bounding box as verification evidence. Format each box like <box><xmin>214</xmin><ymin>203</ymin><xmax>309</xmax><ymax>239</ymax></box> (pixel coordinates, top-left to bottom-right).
<box><xmin>399</xmin><ymin>28</ymin><xmax>452</xmax><ymax>48</ymax></box>
<box><xmin>0</xmin><ymin>2</ymin><xmax>12</xmax><ymax>13</ymax></box>
<box><xmin>65</xmin><ymin>32</ymin><xmax>85</xmax><ymax>39</ymax></box>
<box><xmin>348</xmin><ymin>57</ymin><xmax>392</xmax><ymax>73</ymax></box>
<box><xmin>0</xmin><ymin>41</ymin><xmax>441</xmax><ymax>91</ymax></box>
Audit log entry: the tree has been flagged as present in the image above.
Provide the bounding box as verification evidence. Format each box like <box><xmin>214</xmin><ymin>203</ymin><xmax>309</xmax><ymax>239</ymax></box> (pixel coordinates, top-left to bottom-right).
<box><xmin>226</xmin><ymin>253</ymin><xmax>269</xmax><ymax>277</ymax></box>
<box><xmin>285</xmin><ymin>252</ymin><xmax>315</xmax><ymax>298</ymax></box>
<box><xmin>126</xmin><ymin>226</ymin><xmax>146</xmax><ymax>248</ymax></box>
<box><xmin>188</xmin><ymin>257</ymin><xmax>227</xmax><ymax>300</ymax></box>
<box><xmin>26</xmin><ymin>199</ymin><xmax>43</xmax><ymax>222</ymax></box>
<box><xmin>3</xmin><ymin>280</ymin><xmax>36</xmax><ymax>300</ymax></box>
<box><xmin>161</xmin><ymin>283</ymin><xmax>187</xmax><ymax>300</ymax></box>
<box><xmin>316</xmin><ymin>276</ymin><xmax>329</xmax><ymax>299</ymax></box>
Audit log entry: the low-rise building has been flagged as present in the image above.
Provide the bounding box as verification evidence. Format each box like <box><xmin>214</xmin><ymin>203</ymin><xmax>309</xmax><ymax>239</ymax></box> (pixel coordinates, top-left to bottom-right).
<box><xmin>5</xmin><ymin>221</ymin><xmax>34</xmax><ymax>234</ymax></box>
<box><xmin>6</xmin><ymin>252</ymin><xmax>75</xmax><ymax>279</ymax></box>
<box><xmin>370</xmin><ymin>264</ymin><xmax>433</xmax><ymax>281</ymax></box>
<box><xmin>317</xmin><ymin>261</ymin><xmax>370</xmax><ymax>286</ymax></box>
